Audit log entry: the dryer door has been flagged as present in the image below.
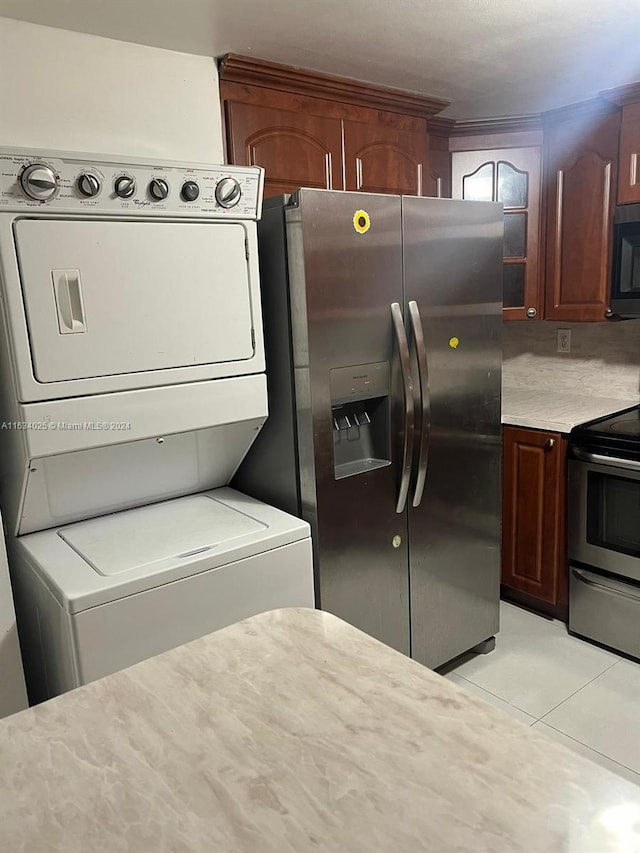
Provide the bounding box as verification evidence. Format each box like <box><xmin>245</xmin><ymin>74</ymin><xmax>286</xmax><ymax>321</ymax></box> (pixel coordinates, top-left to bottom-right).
<box><xmin>15</xmin><ymin>219</ymin><xmax>255</xmax><ymax>383</ymax></box>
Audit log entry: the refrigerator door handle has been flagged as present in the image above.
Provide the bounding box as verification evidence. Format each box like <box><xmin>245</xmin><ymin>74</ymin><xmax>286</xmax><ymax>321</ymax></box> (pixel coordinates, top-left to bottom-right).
<box><xmin>408</xmin><ymin>300</ymin><xmax>430</xmax><ymax>507</ymax></box>
<box><xmin>391</xmin><ymin>302</ymin><xmax>414</xmax><ymax>514</ymax></box>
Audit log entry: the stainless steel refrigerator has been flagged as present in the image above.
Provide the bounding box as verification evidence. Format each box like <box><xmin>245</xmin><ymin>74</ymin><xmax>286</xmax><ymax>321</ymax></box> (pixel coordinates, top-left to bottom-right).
<box><xmin>235</xmin><ymin>189</ymin><xmax>503</xmax><ymax>668</ymax></box>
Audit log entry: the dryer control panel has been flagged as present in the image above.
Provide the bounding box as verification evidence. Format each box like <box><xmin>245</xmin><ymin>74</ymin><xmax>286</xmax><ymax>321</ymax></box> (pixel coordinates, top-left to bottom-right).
<box><xmin>0</xmin><ymin>148</ymin><xmax>264</xmax><ymax>219</ymax></box>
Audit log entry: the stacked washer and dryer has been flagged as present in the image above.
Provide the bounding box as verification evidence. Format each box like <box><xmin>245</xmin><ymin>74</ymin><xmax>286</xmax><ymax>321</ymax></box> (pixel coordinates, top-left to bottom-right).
<box><xmin>0</xmin><ymin>148</ymin><xmax>314</xmax><ymax>704</ymax></box>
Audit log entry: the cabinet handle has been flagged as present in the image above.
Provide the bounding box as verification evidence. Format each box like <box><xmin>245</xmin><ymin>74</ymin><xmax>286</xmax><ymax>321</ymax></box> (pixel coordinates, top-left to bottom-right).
<box><xmin>526</xmin><ymin>307</ymin><xmax>537</xmax><ymax>318</ymax></box>
<box><xmin>544</xmin><ymin>438</ymin><xmax>555</xmax><ymax>451</ymax></box>
<box><xmin>325</xmin><ymin>153</ymin><xmax>333</xmax><ymax>190</ymax></box>
<box><xmin>356</xmin><ymin>157</ymin><xmax>363</xmax><ymax>190</ymax></box>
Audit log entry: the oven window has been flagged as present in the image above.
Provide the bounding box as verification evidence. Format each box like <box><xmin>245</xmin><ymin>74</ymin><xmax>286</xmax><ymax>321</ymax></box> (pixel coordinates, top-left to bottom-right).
<box><xmin>587</xmin><ymin>471</ymin><xmax>640</xmax><ymax>557</ymax></box>
<box><xmin>620</xmin><ymin>231</ymin><xmax>640</xmax><ymax>295</ymax></box>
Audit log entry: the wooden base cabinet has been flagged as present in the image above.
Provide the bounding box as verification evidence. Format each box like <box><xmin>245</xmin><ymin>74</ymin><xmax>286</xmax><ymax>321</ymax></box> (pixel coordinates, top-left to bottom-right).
<box><xmin>501</xmin><ymin>427</ymin><xmax>568</xmax><ymax>618</ymax></box>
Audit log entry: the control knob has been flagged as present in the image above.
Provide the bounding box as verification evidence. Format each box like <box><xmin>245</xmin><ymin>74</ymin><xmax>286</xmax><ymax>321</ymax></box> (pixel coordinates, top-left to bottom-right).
<box><xmin>77</xmin><ymin>173</ymin><xmax>101</xmax><ymax>198</ymax></box>
<box><xmin>149</xmin><ymin>178</ymin><xmax>169</xmax><ymax>201</ymax></box>
<box><xmin>181</xmin><ymin>180</ymin><xmax>200</xmax><ymax>202</ymax></box>
<box><xmin>215</xmin><ymin>177</ymin><xmax>242</xmax><ymax>208</ymax></box>
<box><xmin>114</xmin><ymin>175</ymin><xmax>136</xmax><ymax>199</ymax></box>
<box><xmin>20</xmin><ymin>164</ymin><xmax>58</xmax><ymax>201</ymax></box>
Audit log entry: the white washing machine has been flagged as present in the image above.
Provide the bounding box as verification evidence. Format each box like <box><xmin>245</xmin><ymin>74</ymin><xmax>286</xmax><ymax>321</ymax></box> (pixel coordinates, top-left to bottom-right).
<box><xmin>0</xmin><ymin>149</ymin><xmax>314</xmax><ymax>702</ymax></box>
<box><xmin>11</xmin><ymin>489</ymin><xmax>311</xmax><ymax>703</ymax></box>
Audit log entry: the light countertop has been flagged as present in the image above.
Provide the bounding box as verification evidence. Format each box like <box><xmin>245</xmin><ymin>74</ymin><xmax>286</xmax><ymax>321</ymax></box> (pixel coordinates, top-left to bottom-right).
<box><xmin>1</xmin><ymin>607</ymin><xmax>639</xmax><ymax>852</ymax></box>
<box><xmin>502</xmin><ymin>387</ymin><xmax>637</xmax><ymax>433</ymax></box>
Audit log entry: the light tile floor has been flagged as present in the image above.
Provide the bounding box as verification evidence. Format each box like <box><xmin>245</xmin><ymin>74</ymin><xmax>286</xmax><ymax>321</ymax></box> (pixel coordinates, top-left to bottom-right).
<box><xmin>442</xmin><ymin>600</ymin><xmax>640</xmax><ymax>788</ymax></box>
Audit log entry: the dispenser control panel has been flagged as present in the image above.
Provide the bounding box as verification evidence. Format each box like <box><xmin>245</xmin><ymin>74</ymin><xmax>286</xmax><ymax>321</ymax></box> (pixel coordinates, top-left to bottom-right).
<box><xmin>329</xmin><ymin>362</ymin><xmax>389</xmax><ymax>405</ymax></box>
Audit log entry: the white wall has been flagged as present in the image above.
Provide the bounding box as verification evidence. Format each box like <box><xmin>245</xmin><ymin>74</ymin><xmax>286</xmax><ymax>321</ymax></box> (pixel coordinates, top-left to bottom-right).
<box><xmin>0</xmin><ymin>17</ymin><xmax>223</xmax><ymax>162</ymax></box>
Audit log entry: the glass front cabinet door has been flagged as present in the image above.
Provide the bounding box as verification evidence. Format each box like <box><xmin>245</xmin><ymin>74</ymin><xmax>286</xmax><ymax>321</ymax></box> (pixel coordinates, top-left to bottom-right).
<box><xmin>452</xmin><ymin>146</ymin><xmax>542</xmax><ymax>320</ymax></box>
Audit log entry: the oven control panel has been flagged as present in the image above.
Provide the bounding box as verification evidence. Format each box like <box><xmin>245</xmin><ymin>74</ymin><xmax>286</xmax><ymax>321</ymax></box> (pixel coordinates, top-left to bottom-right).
<box><xmin>0</xmin><ymin>149</ymin><xmax>264</xmax><ymax>219</ymax></box>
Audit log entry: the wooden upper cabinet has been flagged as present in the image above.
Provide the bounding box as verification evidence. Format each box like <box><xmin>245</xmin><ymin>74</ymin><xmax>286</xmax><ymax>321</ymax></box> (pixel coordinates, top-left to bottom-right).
<box><xmin>502</xmin><ymin>427</ymin><xmax>567</xmax><ymax>607</ymax></box>
<box><xmin>425</xmin><ymin>131</ymin><xmax>452</xmax><ymax>198</ymax></box>
<box><xmin>343</xmin><ymin>121</ymin><xmax>428</xmax><ymax>195</ymax></box>
<box><xmin>219</xmin><ymin>55</ymin><xmax>449</xmax><ymax>200</ymax></box>
<box><xmin>452</xmin><ymin>145</ymin><xmax>542</xmax><ymax>320</ymax></box>
<box><xmin>618</xmin><ymin>103</ymin><xmax>640</xmax><ymax>204</ymax></box>
<box><xmin>599</xmin><ymin>83</ymin><xmax>640</xmax><ymax>205</ymax></box>
<box><xmin>225</xmin><ymin>102</ymin><xmax>343</xmax><ymax>198</ymax></box>
<box><xmin>544</xmin><ymin>109</ymin><xmax>620</xmax><ymax>321</ymax></box>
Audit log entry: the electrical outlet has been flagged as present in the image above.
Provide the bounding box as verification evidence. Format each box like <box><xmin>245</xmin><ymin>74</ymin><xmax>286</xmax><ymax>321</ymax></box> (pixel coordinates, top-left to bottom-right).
<box><xmin>557</xmin><ymin>329</ymin><xmax>571</xmax><ymax>353</ymax></box>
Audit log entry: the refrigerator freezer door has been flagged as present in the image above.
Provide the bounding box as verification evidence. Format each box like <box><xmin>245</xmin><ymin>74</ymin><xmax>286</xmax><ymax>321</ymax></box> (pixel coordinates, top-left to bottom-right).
<box><xmin>287</xmin><ymin>190</ymin><xmax>410</xmax><ymax>654</ymax></box>
<box><xmin>403</xmin><ymin>196</ymin><xmax>503</xmax><ymax>669</ymax></box>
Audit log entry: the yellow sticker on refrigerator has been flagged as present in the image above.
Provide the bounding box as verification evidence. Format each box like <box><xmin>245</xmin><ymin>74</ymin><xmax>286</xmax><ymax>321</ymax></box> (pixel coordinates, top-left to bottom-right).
<box><xmin>449</xmin><ymin>337</ymin><xmax>460</xmax><ymax>349</ymax></box>
<box><xmin>353</xmin><ymin>210</ymin><xmax>371</xmax><ymax>234</ymax></box>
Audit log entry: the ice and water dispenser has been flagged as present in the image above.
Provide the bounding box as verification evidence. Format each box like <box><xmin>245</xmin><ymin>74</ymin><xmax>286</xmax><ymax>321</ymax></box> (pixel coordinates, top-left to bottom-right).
<box><xmin>330</xmin><ymin>362</ymin><xmax>391</xmax><ymax>480</ymax></box>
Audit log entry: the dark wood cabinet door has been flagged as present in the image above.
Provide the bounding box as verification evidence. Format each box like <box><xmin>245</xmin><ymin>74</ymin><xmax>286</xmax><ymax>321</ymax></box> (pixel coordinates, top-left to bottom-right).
<box><xmin>544</xmin><ymin>112</ymin><xmax>620</xmax><ymax>321</ymax></box>
<box><xmin>618</xmin><ymin>103</ymin><xmax>640</xmax><ymax>204</ymax></box>
<box><xmin>502</xmin><ymin>427</ymin><xmax>567</xmax><ymax>606</ymax></box>
<box><xmin>225</xmin><ymin>102</ymin><xmax>343</xmax><ymax>198</ymax></box>
<box><xmin>452</xmin><ymin>147</ymin><xmax>542</xmax><ymax>321</ymax></box>
<box><xmin>343</xmin><ymin>121</ymin><xmax>428</xmax><ymax>195</ymax></box>
<box><xmin>425</xmin><ymin>134</ymin><xmax>451</xmax><ymax>198</ymax></box>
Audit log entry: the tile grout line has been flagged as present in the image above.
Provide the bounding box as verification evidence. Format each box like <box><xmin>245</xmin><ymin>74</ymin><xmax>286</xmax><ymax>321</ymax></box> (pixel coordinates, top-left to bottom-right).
<box><xmin>454</xmin><ymin>653</ymin><xmax>623</xmax><ymax>722</ymax></box>
<box><xmin>536</xmin><ymin>658</ymin><xmax>622</xmax><ymax>723</ymax></box>
<box><xmin>455</xmin><ymin>602</ymin><xmax>626</xmax><ymax>720</ymax></box>
<box><xmin>452</xmin><ymin>673</ymin><xmax>536</xmax><ymax>721</ymax></box>
<box><xmin>537</xmin><ymin>720</ymin><xmax>640</xmax><ymax>780</ymax></box>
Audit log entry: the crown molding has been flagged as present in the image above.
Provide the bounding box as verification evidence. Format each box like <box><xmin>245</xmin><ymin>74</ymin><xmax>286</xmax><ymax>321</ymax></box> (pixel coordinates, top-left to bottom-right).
<box><xmin>541</xmin><ymin>96</ymin><xmax>619</xmax><ymax>127</ymax></box>
<box><xmin>426</xmin><ymin>115</ymin><xmax>456</xmax><ymax>134</ymax></box>
<box><xmin>448</xmin><ymin>114</ymin><xmax>542</xmax><ymax>136</ymax></box>
<box><xmin>218</xmin><ymin>54</ymin><xmax>450</xmax><ymax>118</ymax></box>
<box><xmin>600</xmin><ymin>82</ymin><xmax>640</xmax><ymax>106</ymax></box>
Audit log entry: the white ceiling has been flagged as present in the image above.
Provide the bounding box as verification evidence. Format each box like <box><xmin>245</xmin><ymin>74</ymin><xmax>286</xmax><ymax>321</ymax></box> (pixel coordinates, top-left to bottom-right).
<box><xmin>2</xmin><ymin>0</ymin><xmax>640</xmax><ymax>118</ymax></box>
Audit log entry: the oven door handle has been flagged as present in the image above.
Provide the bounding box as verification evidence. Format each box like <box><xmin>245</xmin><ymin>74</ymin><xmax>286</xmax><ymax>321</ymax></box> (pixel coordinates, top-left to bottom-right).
<box><xmin>572</xmin><ymin>568</ymin><xmax>640</xmax><ymax>603</ymax></box>
<box><xmin>571</xmin><ymin>447</ymin><xmax>640</xmax><ymax>472</ymax></box>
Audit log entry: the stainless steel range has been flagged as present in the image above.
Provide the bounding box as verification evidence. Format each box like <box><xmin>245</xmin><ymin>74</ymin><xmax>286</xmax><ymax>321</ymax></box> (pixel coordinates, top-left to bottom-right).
<box><xmin>568</xmin><ymin>406</ymin><xmax>640</xmax><ymax>659</ymax></box>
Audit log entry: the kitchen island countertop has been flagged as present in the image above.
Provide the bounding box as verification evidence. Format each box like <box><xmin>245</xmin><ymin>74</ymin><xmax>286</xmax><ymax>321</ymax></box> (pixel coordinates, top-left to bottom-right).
<box><xmin>1</xmin><ymin>607</ymin><xmax>639</xmax><ymax>852</ymax></box>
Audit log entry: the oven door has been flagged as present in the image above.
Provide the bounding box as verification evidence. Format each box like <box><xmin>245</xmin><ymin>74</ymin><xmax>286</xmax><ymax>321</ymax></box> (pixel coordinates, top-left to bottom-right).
<box><xmin>568</xmin><ymin>449</ymin><xmax>640</xmax><ymax>582</ymax></box>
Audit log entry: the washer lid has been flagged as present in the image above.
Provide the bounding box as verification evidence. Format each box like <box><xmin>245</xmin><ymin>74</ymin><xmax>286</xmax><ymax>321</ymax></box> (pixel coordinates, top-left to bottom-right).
<box><xmin>58</xmin><ymin>494</ymin><xmax>267</xmax><ymax>576</ymax></box>
<box><xmin>17</xmin><ymin>488</ymin><xmax>310</xmax><ymax>613</ymax></box>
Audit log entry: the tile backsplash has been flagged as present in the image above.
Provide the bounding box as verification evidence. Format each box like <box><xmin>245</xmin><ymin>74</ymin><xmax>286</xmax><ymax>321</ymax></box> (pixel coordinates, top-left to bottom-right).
<box><xmin>503</xmin><ymin>321</ymin><xmax>640</xmax><ymax>400</ymax></box>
